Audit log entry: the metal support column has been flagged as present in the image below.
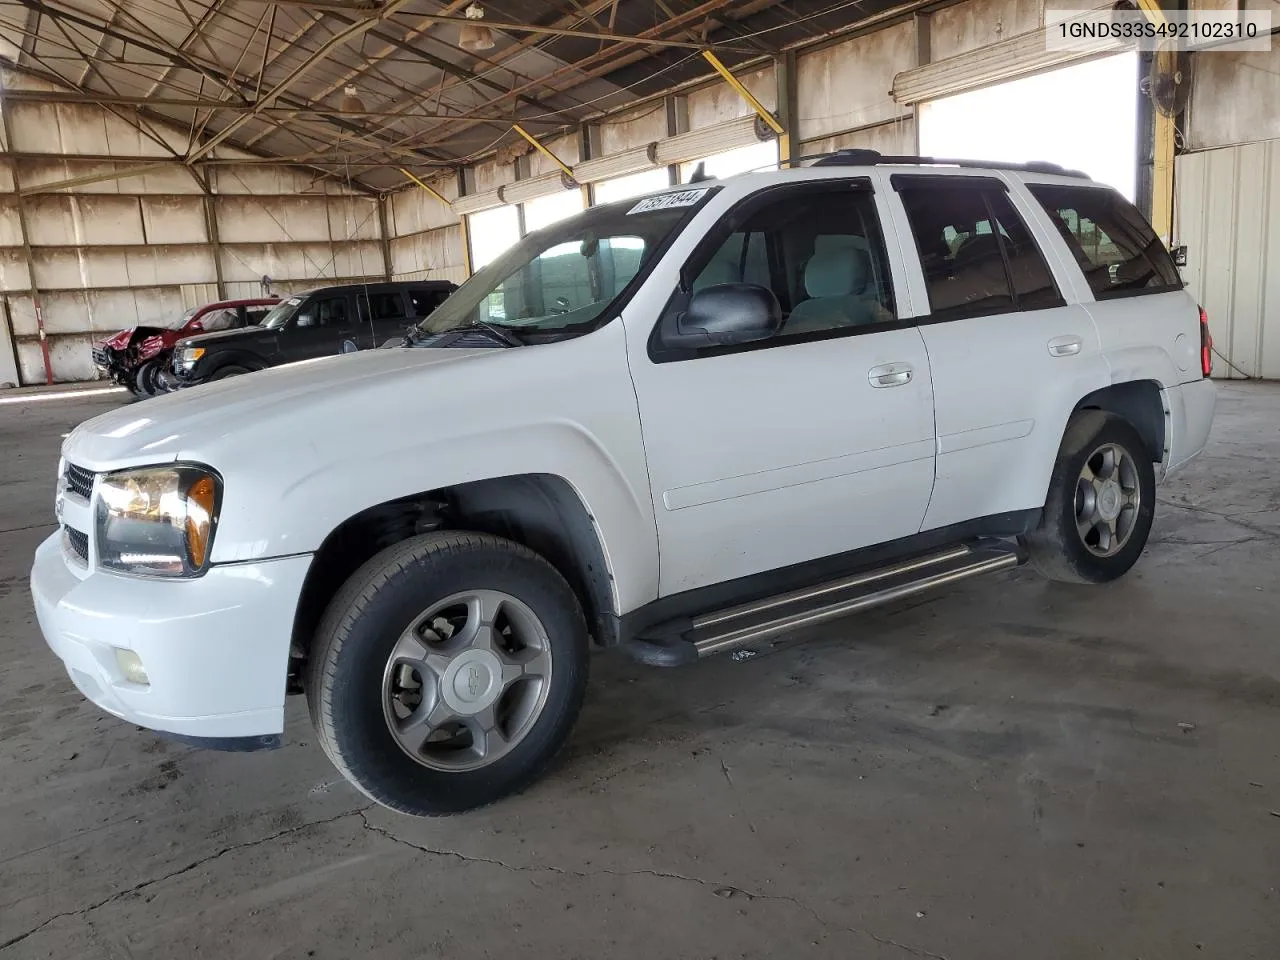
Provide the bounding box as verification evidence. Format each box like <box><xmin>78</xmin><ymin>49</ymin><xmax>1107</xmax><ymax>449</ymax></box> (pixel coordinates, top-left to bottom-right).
<box><xmin>199</xmin><ymin>170</ymin><xmax>228</xmax><ymax>300</ymax></box>
<box><xmin>1135</xmin><ymin>0</ymin><xmax>1175</xmax><ymax>245</ymax></box>
<box><xmin>775</xmin><ymin>50</ymin><xmax>798</xmax><ymax>164</ymax></box>
<box><xmin>912</xmin><ymin>11</ymin><xmax>931</xmax><ymax>155</ymax></box>
<box><xmin>665</xmin><ymin>94</ymin><xmax>688</xmax><ymax>184</ymax></box>
<box><xmin>0</xmin><ymin>95</ymin><xmax>52</xmax><ymax>384</ymax></box>
<box><xmin>377</xmin><ymin>194</ymin><xmax>393</xmax><ymax>281</ymax></box>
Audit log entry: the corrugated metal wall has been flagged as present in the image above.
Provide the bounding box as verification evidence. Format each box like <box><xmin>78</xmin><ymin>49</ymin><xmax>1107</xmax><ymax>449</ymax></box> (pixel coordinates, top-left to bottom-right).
<box><xmin>1176</xmin><ymin>142</ymin><xmax>1280</xmax><ymax>380</ymax></box>
<box><xmin>388</xmin><ymin>174</ymin><xmax>467</xmax><ymax>286</ymax></box>
<box><xmin>0</xmin><ymin>70</ymin><xmax>389</xmax><ymax>385</ymax></box>
<box><xmin>1178</xmin><ymin>47</ymin><xmax>1280</xmax><ymax>380</ymax></box>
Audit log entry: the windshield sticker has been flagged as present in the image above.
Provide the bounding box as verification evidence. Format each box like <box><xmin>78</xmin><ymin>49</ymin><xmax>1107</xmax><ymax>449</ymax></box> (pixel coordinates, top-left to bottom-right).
<box><xmin>626</xmin><ymin>189</ymin><xmax>709</xmax><ymax>215</ymax></box>
<box><xmin>286</xmin><ymin>297</ymin><xmax>301</xmax><ymax>305</ymax></box>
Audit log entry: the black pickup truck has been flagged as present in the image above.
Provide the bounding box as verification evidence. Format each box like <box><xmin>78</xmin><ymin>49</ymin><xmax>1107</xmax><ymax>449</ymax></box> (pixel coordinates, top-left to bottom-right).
<box><xmin>164</xmin><ymin>280</ymin><xmax>457</xmax><ymax>387</ymax></box>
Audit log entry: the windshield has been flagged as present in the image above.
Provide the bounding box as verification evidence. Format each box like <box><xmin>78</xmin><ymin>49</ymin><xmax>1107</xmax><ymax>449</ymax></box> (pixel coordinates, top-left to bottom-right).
<box><xmin>163</xmin><ymin>307</ymin><xmax>199</xmax><ymax>330</ymax></box>
<box><xmin>260</xmin><ymin>296</ymin><xmax>304</xmax><ymax>330</ymax></box>
<box><xmin>418</xmin><ymin>188</ymin><xmax>716</xmax><ymax>338</ymax></box>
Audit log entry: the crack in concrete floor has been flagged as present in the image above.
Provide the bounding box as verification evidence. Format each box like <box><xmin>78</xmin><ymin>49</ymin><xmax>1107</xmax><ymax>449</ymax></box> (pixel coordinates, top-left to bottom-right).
<box><xmin>3</xmin><ymin>807</ymin><xmax>949</xmax><ymax>960</ymax></box>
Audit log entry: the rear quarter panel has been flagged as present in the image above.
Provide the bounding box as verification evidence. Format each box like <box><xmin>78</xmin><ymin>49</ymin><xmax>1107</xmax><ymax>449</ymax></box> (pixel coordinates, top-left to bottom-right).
<box><xmin>1014</xmin><ymin>174</ymin><xmax>1211</xmax><ymax>473</ymax></box>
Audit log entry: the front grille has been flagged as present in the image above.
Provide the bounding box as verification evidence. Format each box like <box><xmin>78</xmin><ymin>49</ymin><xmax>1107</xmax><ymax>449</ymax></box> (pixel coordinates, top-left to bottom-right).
<box><xmin>92</xmin><ymin>346</ymin><xmax>111</xmax><ymax>367</ymax></box>
<box><xmin>64</xmin><ymin>526</ymin><xmax>89</xmax><ymax>563</ymax></box>
<box><xmin>64</xmin><ymin>462</ymin><xmax>95</xmax><ymax>500</ymax></box>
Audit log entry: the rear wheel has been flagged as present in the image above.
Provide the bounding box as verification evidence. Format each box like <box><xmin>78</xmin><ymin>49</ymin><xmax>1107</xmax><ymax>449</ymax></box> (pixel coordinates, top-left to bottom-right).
<box><xmin>1022</xmin><ymin>411</ymin><xmax>1156</xmax><ymax>583</ymax></box>
<box><xmin>209</xmin><ymin>364</ymin><xmax>251</xmax><ymax>381</ymax></box>
<box><xmin>306</xmin><ymin>531</ymin><xmax>589</xmax><ymax>816</ymax></box>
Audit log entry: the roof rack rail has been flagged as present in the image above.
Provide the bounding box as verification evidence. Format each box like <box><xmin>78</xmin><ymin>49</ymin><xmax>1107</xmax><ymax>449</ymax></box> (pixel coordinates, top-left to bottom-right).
<box><xmin>783</xmin><ymin>148</ymin><xmax>1089</xmax><ymax>179</ymax></box>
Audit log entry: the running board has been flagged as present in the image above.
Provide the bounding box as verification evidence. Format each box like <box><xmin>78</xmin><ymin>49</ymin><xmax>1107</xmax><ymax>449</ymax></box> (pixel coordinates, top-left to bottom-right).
<box><xmin>624</xmin><ymin>541</ymin><xmax>1023</xmax><ymax>667</ymax></box>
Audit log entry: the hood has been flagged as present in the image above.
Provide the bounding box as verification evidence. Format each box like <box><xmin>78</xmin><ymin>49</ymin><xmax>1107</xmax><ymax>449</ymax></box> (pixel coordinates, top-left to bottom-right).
<box><xmin>63</xmin><ymin>346</ymin><xmax>497</xmax><ymax>468</ymax></box>
<box><xmin>178</xmin><ymin>325</ymin><xmax>272</xmax><ymax>348</ymax></box>
<box><xmin>99</xmin><ymin>326</ymin><xmax>180</xmax><ymax>353</ymax></box>
<box><xmin>100</xmin><ymin>328</ymin><xmax>136</xmax><ymax>350</ymax></box>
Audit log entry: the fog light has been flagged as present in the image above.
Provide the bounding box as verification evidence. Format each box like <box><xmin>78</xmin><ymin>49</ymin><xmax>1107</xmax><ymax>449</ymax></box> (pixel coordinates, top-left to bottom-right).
<box><xmin>114</xmin><ymin>648</ymin><xmax>150</xmax><ymax>686</ymax></box>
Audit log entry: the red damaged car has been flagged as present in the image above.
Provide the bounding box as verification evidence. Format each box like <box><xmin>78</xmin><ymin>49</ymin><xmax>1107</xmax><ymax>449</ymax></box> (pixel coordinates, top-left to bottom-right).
<box><xmin>93</xmin><ymin>297</ymin><xmax>280</xmax><ymax>397</ymax></box>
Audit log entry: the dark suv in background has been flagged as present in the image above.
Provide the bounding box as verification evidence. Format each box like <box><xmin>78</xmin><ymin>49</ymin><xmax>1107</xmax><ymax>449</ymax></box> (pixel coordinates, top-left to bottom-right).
<box><xmin>165</xmin><ymin>280</ymin><xmax>457</xmax><ymax>387</ymax></box>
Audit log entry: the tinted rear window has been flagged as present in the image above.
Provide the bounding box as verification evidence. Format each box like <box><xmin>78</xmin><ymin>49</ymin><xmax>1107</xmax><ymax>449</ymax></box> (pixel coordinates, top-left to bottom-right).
<box><xmin>1026</xmin><ymin>184</ymin><xmax>1181</xmax><ymax>299</ymax></box>
<box><xmin>896</xmin><ymin>179</ymin><xmax>1061</xmax><ymax>319</ymax></box>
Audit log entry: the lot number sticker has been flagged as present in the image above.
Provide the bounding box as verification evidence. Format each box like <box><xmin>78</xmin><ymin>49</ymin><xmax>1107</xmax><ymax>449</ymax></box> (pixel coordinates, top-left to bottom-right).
<box><xmin>627</xmin><ymin>189</ymin><xmax>709</xmax><ymax>215</ymax></box>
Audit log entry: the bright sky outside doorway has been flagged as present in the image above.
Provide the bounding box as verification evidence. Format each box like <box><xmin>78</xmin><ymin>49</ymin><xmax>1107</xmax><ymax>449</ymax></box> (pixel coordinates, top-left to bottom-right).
<box><xmin>918</xmin><ymin>53</ymin><xmax>1140</xmax><ymax>200</ymax></box>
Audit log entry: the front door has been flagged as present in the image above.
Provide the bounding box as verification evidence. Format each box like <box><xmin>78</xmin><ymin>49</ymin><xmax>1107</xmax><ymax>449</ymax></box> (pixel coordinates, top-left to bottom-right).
<box><xmin>279</xmin><ymin>295</ymin><xmax>354</xmax><ymax>363</ymax></box>
<box><xmin>628</xmin><ymin>180</ymin><xmax>937</xmax><ymax>596</ymax></box>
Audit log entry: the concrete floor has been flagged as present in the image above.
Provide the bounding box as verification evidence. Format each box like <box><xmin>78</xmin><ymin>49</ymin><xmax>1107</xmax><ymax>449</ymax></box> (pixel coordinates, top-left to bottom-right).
<box><xmin>2</xmin><ymin>383</ymin><xmax>1278</xmax><ymax>960</ymax></box>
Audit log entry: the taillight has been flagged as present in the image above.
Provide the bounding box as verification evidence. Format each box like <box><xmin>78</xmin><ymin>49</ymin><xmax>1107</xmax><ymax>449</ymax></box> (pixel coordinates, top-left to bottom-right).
<box><xmin>1198</xmin><ymin>306</ymin><xmax>1213</xmax><ymax>378</ymax></box>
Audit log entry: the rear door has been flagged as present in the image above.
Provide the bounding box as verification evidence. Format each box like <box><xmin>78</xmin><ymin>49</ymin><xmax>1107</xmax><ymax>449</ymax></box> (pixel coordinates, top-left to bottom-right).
<box><xmin>355</xmin><ymin>287</ymin><xmax>413</xmax><ymax>347</ymax></box>
<box><xmin>277</xmin><ymin>295</ymin><xmax>354</xmax><ymax>363</ymax></box>
<box><xmin>1020</xmin><ymin>181</ymin><xmax>1198</xmax><ymax>383</ymax></box>
<box><xmin>885</xmin><ymin>173</ymin><xmax>1108</xmax><ymax>531</ymax></box>
<box><xmin>408</xmin><ymin>285</ymin><xmax>452</xmax><ymax>322</ymax></box>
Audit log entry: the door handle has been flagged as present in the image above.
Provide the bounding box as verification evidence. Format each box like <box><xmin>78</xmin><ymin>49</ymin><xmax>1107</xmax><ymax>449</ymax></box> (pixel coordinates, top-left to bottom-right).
<box><xmin>868</xmin><ymin>363</ymin><xmax>913</xmax><ymax>388</ymax></box>
<box><xmin>1047</xmin><ymin>335</ymin><xmax>1082</xmax><ymax>357</ymax></box>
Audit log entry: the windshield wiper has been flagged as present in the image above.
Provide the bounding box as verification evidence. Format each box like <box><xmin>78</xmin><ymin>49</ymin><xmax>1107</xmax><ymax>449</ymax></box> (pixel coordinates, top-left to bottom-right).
<box><xmin>461</xmin><ymin>320</ymin><xmax>527</xmax><ymax>347</ymax></box>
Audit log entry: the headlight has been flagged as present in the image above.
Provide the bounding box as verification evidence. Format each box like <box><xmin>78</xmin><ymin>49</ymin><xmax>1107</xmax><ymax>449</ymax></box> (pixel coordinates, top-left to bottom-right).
<box><xmin>95</xmin><ymin>465</ymin><xmax>221</xmax><ymax>577</ymax></box>
<box><xmin>178</xmin><ymin>346</ymin><xmax>205</xmax><ymax>369</ymax></box>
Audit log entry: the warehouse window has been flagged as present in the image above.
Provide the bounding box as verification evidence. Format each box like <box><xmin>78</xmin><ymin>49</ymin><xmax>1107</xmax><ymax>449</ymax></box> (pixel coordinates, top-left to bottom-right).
<box><xmin>468</xmin><ymin>205</ymin><xmax>521</xmax><ymax>270</ymax></box>
<box><xmin>1026</xmin><ymin>183</ymin><xmax>1182</xmax><ymax>299</ymax></box>
<box><xmin>680</xmin><ymin>140</ymin><xmax>778</xmax><ymax>183</ymax></box>
<box><xmin>593</xmin><ymin>168</ymin><xmax>670</xmax><ymax>205</ymax></box>
<box><xmin>523</xmin><ymin>190</ymin><xmax>584</xmax><ymax>233</ymax></box>
<box><xmin>896</xmin><ymin>180</ymin><xmax>1061</xmax><ymax>319</ymax></box>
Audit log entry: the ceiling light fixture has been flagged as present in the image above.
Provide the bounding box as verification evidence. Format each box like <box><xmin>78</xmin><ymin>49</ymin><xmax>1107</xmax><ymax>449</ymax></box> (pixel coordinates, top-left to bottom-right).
<box><xmin>340</xmin><ymin>85</ymin><xmax>366</xmax><ymax>113</ymax></box>
<box><xmin>459</xmin><ymin>3</ymin><xmax>495</xmax><ymax>52</ymax></box>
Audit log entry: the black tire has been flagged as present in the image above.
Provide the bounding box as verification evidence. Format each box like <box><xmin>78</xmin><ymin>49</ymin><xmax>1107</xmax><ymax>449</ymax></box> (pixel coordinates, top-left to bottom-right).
<box><xmin>1021</xmin><ymin>411</ymin><xmax>1156</xmax><ymax>584</ymax></box>
<box><xmin>135</xmin><ymin>360</ymin><xmax>161</xmax><ymax>397</ymax></box>
<box><xmin>305</xmin><ymin>531</ymin><xmax>590</xmax><ymax>816</ymax></box>
<box><xmin>209</xmin><ymin>364</ymin><xmax>251</xmax><ymax>381</ymax></box>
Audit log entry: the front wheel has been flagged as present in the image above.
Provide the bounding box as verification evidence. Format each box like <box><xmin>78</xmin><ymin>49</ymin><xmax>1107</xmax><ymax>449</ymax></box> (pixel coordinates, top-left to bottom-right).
<box><xmin>1022</xmin><ymin>411</ymin><xmax>1156</xmax><ymax>583</ymax></box>
<box><xmin>133</xmin><ymin>360</ymin><xmax>161</xmax><ymax>397</ymax></box>
<box><xmin>209</xmin><ymin>364</ymin><xmax>251</xmax><ymax>381</ymax></box>
<box><xmin>306</xmin><ymin>531</ymin><xmax>589</xmax><ymax>816</ymax></box>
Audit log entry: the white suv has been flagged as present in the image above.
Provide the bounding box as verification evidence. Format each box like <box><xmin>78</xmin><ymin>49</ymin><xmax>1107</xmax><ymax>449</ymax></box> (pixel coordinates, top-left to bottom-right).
<box><xmin>31</xmin><ymin>152</ymin><xmax>1216</xmax><ymax>816</ymax></box>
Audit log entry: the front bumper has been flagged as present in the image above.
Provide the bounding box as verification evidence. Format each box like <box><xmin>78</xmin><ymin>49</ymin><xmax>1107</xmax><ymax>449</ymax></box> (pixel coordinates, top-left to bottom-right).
<box><xmin>155</xmin><ymin>365</ymin><xmax>188</xmax><ymax>392</ymax></box>
<box><xmin>31</xmin><ymin>532</ymin><xmax>312</xmax><ymax>742</ymax></box>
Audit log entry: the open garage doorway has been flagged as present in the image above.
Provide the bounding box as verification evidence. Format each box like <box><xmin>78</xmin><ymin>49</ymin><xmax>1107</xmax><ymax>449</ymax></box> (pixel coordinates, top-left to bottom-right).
<box><xmin>918</xmin><ymin>53</ymin><xmax>1140</xmax><ymax>200</ymax></box>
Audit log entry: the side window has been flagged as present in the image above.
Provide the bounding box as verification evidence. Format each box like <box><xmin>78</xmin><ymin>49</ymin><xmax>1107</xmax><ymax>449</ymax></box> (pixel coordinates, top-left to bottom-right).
<box><xmin>896</xmin><ymin>179</ymin><xmax>1061</xmax><ymax>319</ymax></box>
<box><xmin>409</xmin><ymin>288</ymin><xmax>446</xmax><ymax>317</ymax></box>
<box><xmin>200</xmin><ymin>308</ymin><xmax>238</xmax><ymax>332</ymax></box>
<box><xmin>684</xmin><ymin>184</ymin><xmax>897</xmax><ymax>341</ymax></box>
<box><xmin>369</xmin><ymin>292</ymin><xmax>405</xmax><ymax>321</ymax></box>
<box><xmin>1026</xmin><ymin>183</ymin><xmax>1182</xmax><ymax>298</ymax></box>
<box><xmin>297</xmin><ymin>298</ymin><xmax>346</xmax><ymax>328</ymax></box>
<box><xmin>356</xmin><ymin>292</ymin><xmax>404</xmax><ymax>322</ymax></box>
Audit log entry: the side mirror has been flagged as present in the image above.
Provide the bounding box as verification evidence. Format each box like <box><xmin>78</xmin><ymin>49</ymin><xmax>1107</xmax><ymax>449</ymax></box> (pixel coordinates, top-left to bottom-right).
<box><xmin>340</xmin><ymin>339</ymin><xmax>359</xmax><ymax>354</ymax></box>
<box><xmin>677</xmin><ymin>283</ymin><xmax>781</xmax><ymax>346</ymax></box>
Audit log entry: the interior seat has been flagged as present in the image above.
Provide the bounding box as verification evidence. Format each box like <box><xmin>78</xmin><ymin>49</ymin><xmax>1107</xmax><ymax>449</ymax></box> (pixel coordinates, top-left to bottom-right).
<box><xmin>785</xmin><ymin>246</ymin><xmax>874</xmax><ymax>334</ymax></box>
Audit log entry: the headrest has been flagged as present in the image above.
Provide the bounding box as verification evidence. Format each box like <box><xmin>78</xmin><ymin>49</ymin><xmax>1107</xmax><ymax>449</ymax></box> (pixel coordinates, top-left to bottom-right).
<box><xmin>805</xmin><ymin>247</ymin><xmax>869</xmax><ymax>298</ymax></box>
